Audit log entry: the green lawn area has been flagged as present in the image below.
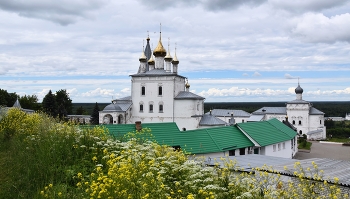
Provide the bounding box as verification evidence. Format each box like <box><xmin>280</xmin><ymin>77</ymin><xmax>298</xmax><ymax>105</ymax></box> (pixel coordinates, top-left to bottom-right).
<box><xmin>327</xmin><ymin>138</ymin><xmax>350</xmax><ymax>143</ymax></box>
<box><xmin>298</xmin><ymin>141</ymin><xmax>312</xmax><ymax>150</ymax></box>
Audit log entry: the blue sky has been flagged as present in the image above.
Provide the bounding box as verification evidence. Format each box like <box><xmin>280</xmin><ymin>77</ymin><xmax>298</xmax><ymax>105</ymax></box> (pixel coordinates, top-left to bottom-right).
<box><xmin>1</xmin><ymin>0</ymin><xmax>350</xmax><ymax>103</ymax></box>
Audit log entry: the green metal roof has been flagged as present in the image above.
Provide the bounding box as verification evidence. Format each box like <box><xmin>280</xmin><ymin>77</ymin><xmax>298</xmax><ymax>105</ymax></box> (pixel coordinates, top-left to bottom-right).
<box><xmin>237</xmin><ymin>118</ymin><xmax>297</xmax><ymax>147</ymax></box>
<box><xmin>103</xmin><ymin>122</ymin><xmax>253</xmax><ymax>155</ymax></box>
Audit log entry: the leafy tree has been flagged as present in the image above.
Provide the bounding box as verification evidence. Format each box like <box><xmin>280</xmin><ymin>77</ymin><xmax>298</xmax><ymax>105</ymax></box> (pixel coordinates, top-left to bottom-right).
<box><xmin>19</xmin><ymin>95</ymin><xmax>41</xmax><ymax>110</ymax></box>
<box><xmin>0</xmin><ymin>89</ymin><xmax>18</xmax><ymax>107</ymax></box>
<box><xmin>90</xmin><ymin>102</ymin><xmax>100</xmax><ymax>125</ymax></box>
<box><xmin>42</xmin><ymin>90</ymin><xmax>57</xmax><ymax>117</ymax></box>
<box><xmin>56</xmin><ymin>89</ymin><xmax>73</xmax><ymax>116</ymax></box>
<box><xmin>76</xmin><ymin>106</ymin><xmax>87</xmax><ymax>115</ymax></box>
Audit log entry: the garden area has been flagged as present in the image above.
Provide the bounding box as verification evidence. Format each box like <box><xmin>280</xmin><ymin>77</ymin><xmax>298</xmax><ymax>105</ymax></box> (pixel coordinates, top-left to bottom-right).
<box><xmin>0</xmin><ymin>108</ymin><xmax>349</xmax><ymax>199</ymax></box>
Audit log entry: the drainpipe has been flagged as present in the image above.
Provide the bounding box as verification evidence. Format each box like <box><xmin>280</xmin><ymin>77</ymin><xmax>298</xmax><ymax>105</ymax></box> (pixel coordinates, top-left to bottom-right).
<box><xmin>173</xmin><ymin>77</ymin><xmax>175</xmax><ymax>122</ymax></box>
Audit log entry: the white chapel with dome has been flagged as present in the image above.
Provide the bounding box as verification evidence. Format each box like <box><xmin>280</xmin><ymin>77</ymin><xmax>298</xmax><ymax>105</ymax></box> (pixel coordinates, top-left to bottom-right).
<box><xmin>99</xmin><ymin>32</ymin><xmax>205</xmax><ymax>130</ymax></box>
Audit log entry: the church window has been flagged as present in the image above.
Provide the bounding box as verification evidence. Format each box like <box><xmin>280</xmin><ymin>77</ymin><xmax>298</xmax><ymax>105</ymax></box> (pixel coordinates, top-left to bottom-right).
<box><xmin>159</xmin><ymin>104</ymin><xmax>163</xmax><ymax>113</ymax></box>
<box><xmin>299</xmin><ymin>120</ymin><xmax>302</xmax><ymax>125</ymax></box>
<box><xmin>273</xmin><ymin>145</ymin><xmax>276</xmax><ymax>152</ymax></box>
<box><xmin>299</xmin><ymin>130</ymin><xmax>302</xmax><ymax>134</ymax></box>
<box><xmin>141</xmin><ymin>86</ymin><xmax>145</xmax><ymax>96</ymax></box>
<box><xmin>149</xmin><ymin>104</ymin><xmax>153</xmax><ymax>112</ymax></box>
<box><xmin>242</xmin><ymin>119</ymin><xmax>244</xmax><ymax>123</ymax></box>
<box><xmin>278</xmin><ymin>143</ymin><xmax>281</xmax><ymax>151</ymax></box>
<box><xmin>292</xmin><ymin>120</ymin><xmax>295</xmax><ymax>125</ymax></box>
<box><xmin>139</xmin><ymin>104</ymin><xmax>143</xmax><ymax>112</ymax></box>
<box><xmin>229</xmin><ymin>149</ymin><xmax>235</xmax><ymax>156</ymax></box>
<box><xmin>158</xmin><ymin>86</ymin><xmax>162</xmax><ymax>96</ymax></box>
<box><xmin>320</xmin><ymin>120</ymin><xmax>322</xmax><ymax>125</ymax></box>
<box><xmin>283</xmin><ymin>142</ymin><xmax>286</xmax><ymax>149</ymax></box>
<box><xmin>239</xmin><ymin>148</ymin><xmax>245</xmax><ymax>155</ymax></box>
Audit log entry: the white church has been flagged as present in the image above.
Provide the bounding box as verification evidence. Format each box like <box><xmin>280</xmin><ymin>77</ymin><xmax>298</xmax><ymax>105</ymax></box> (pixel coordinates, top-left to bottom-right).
<box><xmin>99</xmin><ymin>32</ymin><xmax>205</xmax><ymax>130</ymax></box>
<box><xmin>99</xmin><ymin>31</ymin><xmax>327</xmax><ymax>140</ymax></box>
<box><xmin>251</xmin><ymin>82</ymin><xmax>327</xmax><ymax>140</ymax></box>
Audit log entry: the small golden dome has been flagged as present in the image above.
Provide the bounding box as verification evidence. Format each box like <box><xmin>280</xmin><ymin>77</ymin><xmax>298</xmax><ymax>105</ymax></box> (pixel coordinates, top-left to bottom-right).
<box><xmin>172</xmin><ymin>51</ymin><xmax>179</xmax><ymax>64</ymax></box>
<box><xmin>139</xmin><ymin>49</ymin><xmax>147</xmax><ymax>62</ymax></box>
<box><xmin>153</xmin><ymin>33</ymin><xmax>166</xmax><ymax>57</ymax></box>
<box><xmin>185</xmin><ymin>79</ymin><xmax>190</xmax><ymax>89</ymax></box>
<box><xmin>148</xmin><ymin>54</ymin><xmax>155</xmax><ymax>65</ymax></box>
<box><xmin>164</xmin><ymin>44</ymin><xmax>172</xmax><ymax>61</ymax></box>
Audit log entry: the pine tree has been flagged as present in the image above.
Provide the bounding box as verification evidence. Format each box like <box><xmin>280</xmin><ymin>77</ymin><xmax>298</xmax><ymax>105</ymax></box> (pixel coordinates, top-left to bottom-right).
<box><xmin>90</xmin><ymin>102</ymin><xmax>100</xmax><ymax>125</ymax></box>
<box><xmin>42</xmin><ymin>90</ymin><xmax>57</xmax><ymax>117</ymax></box>
<box><xmin>56</xmin><ymin>89</ymin><xmax>72</xmax><ymax>115</ymax></box>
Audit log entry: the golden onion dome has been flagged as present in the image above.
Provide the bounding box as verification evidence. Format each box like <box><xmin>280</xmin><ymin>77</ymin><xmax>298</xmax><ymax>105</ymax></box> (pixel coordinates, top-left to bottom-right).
<box><xmin>139</xmin><ymin>49</ymin><xmax>147</xmax><ymax>62</ymax></box>
<box><xmin>172</xmin><ymin>50</ymin><xmax>179</xmax><ymax>64</ymax></box>
<box><xmin>164</xmin><ymin>44</ymin><xmax>172</xmax><ymax>62</ymax></box>
<box><xmin>185</xmin><ymin>79</ymin><xmax>190</xmax><ymax>89</ymax></box>
<box><xmin>148</xmin><ymin>54</ymin><xmax>155</xmax><ymax>65</ymax></box>
<box><xmin>153</xmin><ymin>33</ymin><xmax>167</xmax><ymax>57</ymax></box>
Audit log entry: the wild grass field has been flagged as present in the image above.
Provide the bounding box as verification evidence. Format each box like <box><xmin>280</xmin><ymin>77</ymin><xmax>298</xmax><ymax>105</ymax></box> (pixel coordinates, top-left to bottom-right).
<box><xmin>0</xmin><ymin>108</ymin><xmax>348</xmax><ymax>199</ymax></box>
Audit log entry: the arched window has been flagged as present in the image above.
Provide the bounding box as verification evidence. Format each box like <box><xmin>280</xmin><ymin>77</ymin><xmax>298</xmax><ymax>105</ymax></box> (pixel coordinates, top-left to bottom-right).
<box><xmin>139</xmin><ymin>102</ymin><xmax>144</xmax><ymax>112</ymax></box>
<box><xmin>299</xmin><ymin>130</ymin><xmax>302</xmax><ymax>135</ymax></box>
<box><xmin>159</xmin><ymin>104</ymin><xmax>163</xmax><ymax>112</ymax></box>
<box><xmin>299</xmin><ymin>120</ymin><xmax>302</xmax><ymax>125</ymax></box>
<box><xmin>292</xmin><ymin>120</ymin><xmax>295</xmax><ymax>125</ymax></box>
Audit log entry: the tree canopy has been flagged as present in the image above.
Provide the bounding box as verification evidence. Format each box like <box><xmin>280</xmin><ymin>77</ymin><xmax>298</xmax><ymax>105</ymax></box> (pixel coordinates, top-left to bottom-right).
<box><xmin>0</xmin><ymin>89</ymin><xmax>18</xmax><ymax>107</ymax></box>
<box><xmin>42</xmin><ymin>90</ymin><xmax>57</xmax><ymax>117</ymax></box>
<box><xmin>90</xmin><ymin>102</ymin><xmax>100</xmax><ymax>125</ymax></box>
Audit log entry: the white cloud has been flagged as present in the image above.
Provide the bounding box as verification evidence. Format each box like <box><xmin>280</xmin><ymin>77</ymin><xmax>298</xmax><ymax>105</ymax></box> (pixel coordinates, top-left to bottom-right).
<box><xmin>307</xmin><ymin>87</ymin><xmax>350</xmax><ymax>95</ymax></box>
<box><xmin>252</xmin><ymin>71</ymin><xmax>262</xmax><ymax>77</ymax></box>
<box><xmin>291</xmin><ymin>13</ymin><xmax>350</xmax><ymax>43</ymax></box>
<box><xmin>0</xmin><ymin>0</ymin><xmax>109</xmax><ymax>25</ymax></box>
<box><xmin>242</xmin><ymin>73</ymin><xmax>249</xmax><ymax>76</ymax></box>
<box><xmin>198</xmin><ymin>87</ymin><xmax>291</xmax><ymax>97</ymax></box>
<box><xmin>284</xmin><ymin>73</ymin><xmax>299</xmax><ymax>79</ymax></box>
<box><xmin>81</xmin><ymin>88</ymin><xmax>115</xmax><ymax>98</ymax></box>
<box><xmin>270</xmin><ymin>0</ymin><xmax>348</xmax><ymax>13</ymax></box>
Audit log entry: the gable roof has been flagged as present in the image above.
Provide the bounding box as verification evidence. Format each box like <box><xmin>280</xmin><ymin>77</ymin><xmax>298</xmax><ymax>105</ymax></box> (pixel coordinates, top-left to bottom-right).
<box><xmin>310</xmin><ymin>107</ymin><xmax>324</xmax><ymax>115</ymax></box>
<box><xmin>104</xmin><ymin>122</ymin><xmax>253</xmax><ymax>155</ymax></box>
<box><xmin>199</xmin><ymin>114</ymin><xmax>226</xmax><ymax>126</ymax></box>
<box><xmin>237</xmin><ymin>118</ymin><xmax>297</xmax><ymax>147</ymax></box>
<box><xmin>207</xmin><ymin>109</ymin><xmax>251</xmax><ymax>117</ymax></box>
<box><xmin>252</xmin><ymin>107</ymin><xmax>286</xmax><ymax>115</ymax></box>
<box><xmin>174</xmin><ymin>91</ymin><xmax>205</xmax><ymax>100</ymax></box>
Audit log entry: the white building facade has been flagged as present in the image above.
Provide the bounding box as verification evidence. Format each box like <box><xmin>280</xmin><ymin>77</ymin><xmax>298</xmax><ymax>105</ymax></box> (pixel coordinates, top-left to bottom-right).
<box><xmin>252</xmin><ymin>83</ymin><xmax>326</xmax><ymax>140</ymax></box>
<box><xmin>99</xmin><ymin>33</ymin><xmax>205</xmax><ymax>130</ymax></box>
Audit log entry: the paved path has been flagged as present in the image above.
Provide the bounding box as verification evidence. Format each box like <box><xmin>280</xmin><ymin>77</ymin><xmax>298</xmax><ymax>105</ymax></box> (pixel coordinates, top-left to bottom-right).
<box><xmin>294</xmin><ymin>141</ymin><xmax>350</xmax><ymax>161</ymax></box>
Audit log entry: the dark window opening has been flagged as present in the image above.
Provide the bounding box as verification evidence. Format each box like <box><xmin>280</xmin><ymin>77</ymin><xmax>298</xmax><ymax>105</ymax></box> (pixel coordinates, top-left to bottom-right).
<box><xmin>320</xmin><ymin>120</ymin><xmax>322</xmax><ymax>124</ymax></box>
<box><xmin>229</xmin><ymin>150</ymin><xmax>235</xmax><ymax>156</ymax></box>
<box><xmin>299</xmin><ymin>120</ymin><xmax>302</xmax><ymax>125</ymax></box>
<box><xmin>158</xmin><ymin>86</ymin><xmax>162</xmax><ymax>96</ymax></box>
<box><xmin>172</xmin><ymin>145</ymin><xmax>181</xmax><ymax>151</ymax></box>
<box><xmin>254</xmin><ymin>148</ymin><xmax>259</xmax><ymax>154</ymax></box>
<box><xmin>292</xmin><ymin>120</ymin><xmax>295</xmax><ymax>125</ymax></box>
<box><xmin>239</xmin><ymin>148</ymin><xmax>245</xmax><ymax>155</ymax></box>
<box><xmin>182</xmin><ymin>128</ymin><xmax>186</xmax><ymax>131</ymax></box>
<box><xmin>149</xmin><ymin>104</ymin><xmax>153</xmax><ymax>112</ymax></box>
<box><xmin>140</xmin><ymin>104</ymin><xmax>143</xmax><ymax>112</ymax></box>
<box><xmin>141</xmin><ymin>86</ymin><xmax>145</xmax><ymax>96</ymax></box>
<box><xmin>159</xmin><ymin>104</ymin><xmax>163</xmax><ymax>112</ymax></box>
<box><xmin>299</xmin><ymin>130</ymin><xmax>302</xmax><ymax>135</ymax></box>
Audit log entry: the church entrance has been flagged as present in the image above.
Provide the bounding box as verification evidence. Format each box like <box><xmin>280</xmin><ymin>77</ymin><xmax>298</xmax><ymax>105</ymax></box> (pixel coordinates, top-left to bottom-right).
<box><xmin>118</xmin><ymin>114</ymin><xmax>123</xmax><ymax>124</ymax></box>
<box><xmin>103</xmin><ymin>114</ymin><xmax>113</xmax><ymax>124</ymax></box>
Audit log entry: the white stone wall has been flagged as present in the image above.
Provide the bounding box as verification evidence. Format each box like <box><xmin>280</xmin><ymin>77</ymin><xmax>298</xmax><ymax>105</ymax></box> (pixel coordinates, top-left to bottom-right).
<box><xmin>216</xmin><ymin>116</ymin><xmax>250</xmax><ymax>124</ymax></box>
<box><xmin>263</xmin><ymin>140</ymin><xmax>294</xmax><ymax>159</ymax></box>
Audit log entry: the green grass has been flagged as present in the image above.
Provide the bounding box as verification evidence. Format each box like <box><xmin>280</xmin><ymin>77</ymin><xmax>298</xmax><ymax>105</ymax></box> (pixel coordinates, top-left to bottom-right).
<box><xmin>327</xmin><ymin>138</ymin><xmax>350</xmax><ymax>143</ymax></box>
<box><xmin>298</xmin><ymin>141</ymin><xmax>312</xmax><ymax>150</ymax></box>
